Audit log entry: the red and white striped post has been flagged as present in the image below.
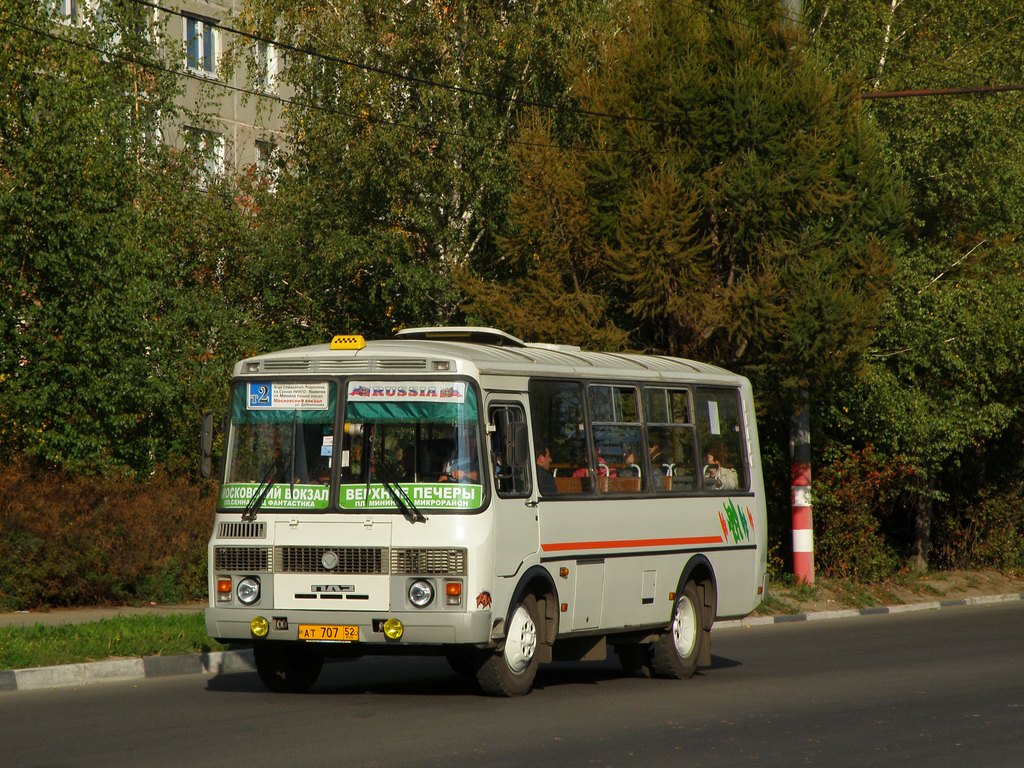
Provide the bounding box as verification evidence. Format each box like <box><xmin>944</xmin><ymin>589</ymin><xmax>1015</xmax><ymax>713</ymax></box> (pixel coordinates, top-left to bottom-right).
<box><xmin>790</xmin><ymin>398</ymin><xmax>814</xmax><ymax>584</ymax></box>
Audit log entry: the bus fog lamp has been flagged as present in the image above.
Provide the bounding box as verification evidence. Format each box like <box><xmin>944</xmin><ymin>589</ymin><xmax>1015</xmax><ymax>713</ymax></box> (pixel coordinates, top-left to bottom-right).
<box><xmin>383</xmin><ymin>618</ymin><xmax>404</xmax><ymax>640</ymax></box>
<box><xmin>409</xmin><ymin>580</ymin><xmax>434</xmax><ymax>608</ymax></box>
<box><xmin>237</xmin><ymin>577</ymin><xmax>261</xmax><ymax>605</ymax></box>
<box><xmin>250</xmin><ymin>616</ymin><xmax>270</xmax><ymax>638</ymax></box>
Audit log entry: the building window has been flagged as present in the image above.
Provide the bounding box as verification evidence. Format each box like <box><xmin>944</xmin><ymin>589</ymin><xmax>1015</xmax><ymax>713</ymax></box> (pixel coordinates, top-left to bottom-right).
<box><xmin>255</xmin><ymin>140</ymin><xmax>280</xmax><ymax>186</ymax></box>
<box><xmin>184</xmin><ymin>126</ymin><xmax>224</xmax><ymax>178</ymax></box>
<box><xmin>254</xmin><ymin>40</ymin><xmax>279</xmax><ymax>91</ymax></box>
<box><xmin>185</xmin><ymin>15</ymin><xmax>217</xmax><ymax>75</ymax></box>
<box><xmin>53</xmin><ymin>0</ymin><xmax>79</xmax><ymax>23</ymax></box>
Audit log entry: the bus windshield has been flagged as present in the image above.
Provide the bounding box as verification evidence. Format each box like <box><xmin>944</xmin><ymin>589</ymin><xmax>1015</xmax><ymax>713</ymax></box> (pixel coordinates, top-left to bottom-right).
<box><xmin>217</xmin><ymin>378</ymin><xmax>485</xmax><ymax>513</ymax></box>
<box><xmin>338</xmin><ymin>380</ymin><xmax>484</xmax><ymax>512</ymax></box>
<box><xmin>220</xmin><ymin>381</ymin><xmax>336</xmax><ymax>512</ymax></box>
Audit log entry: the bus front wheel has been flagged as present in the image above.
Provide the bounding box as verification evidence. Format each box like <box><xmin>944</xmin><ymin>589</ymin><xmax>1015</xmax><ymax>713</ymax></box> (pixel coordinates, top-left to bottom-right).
<box><xmin>475</xmin><ymin>594</ymin><xmax>541</xmax><ymax>696</ymax></box>
<box><xmin>253</xmin><ymin>642</ymin><xmax>323</xmax><ymax>693</ymax></box>
<box><xmin>649</xmin><ymin>580</ymin><xmax>705</xmax><ymax>679</ymax></box>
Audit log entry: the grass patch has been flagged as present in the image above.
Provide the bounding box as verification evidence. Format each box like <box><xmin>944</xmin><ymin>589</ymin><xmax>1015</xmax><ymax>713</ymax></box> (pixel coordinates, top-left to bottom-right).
<box><xmin>0</xmin><ymin>612</ymin><xmax>230</xmax><ymax>670</ymax></box>
<box><xmin>753</xmin><ymin>594</ymin><xmax>799</xmax><ymax>615</ymax></box>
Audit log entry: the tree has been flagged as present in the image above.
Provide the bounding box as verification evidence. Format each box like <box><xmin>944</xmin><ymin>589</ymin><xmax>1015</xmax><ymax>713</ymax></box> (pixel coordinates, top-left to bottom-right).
<box><xmin>806</xmin><ymin>0</ymin><xmax>1024</xmax><ymax>570</ymax></box>
<box><xmin>0</xmin><ymin>1</ymin><xmax>261</xmax><ymax>475</ymax></box>
<box><xmin>465</xmin><ymin>0</ymin><xmax>905</xmax><ymax>406</ymax></box>
<box><xmin>232</xmin><ymin>0</ymin><xmax>597</xmax><ymax>341</ymax></box>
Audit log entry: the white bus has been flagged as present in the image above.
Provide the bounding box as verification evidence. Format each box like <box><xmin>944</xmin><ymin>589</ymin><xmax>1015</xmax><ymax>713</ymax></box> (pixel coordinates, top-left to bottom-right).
<box><xmin>203</xmin><ymin>327</ymin><xmax>768</xmax><ymax>696</ymax></box>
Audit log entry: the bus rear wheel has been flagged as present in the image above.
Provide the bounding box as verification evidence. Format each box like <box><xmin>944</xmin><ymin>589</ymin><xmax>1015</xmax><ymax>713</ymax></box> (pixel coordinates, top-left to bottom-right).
<box><xmin>253</xmin><ymin>642</ymin><xmax>324</xmax><ymax>693</ymax></box>
<box><xmin>475</xmin><ymin>594</ymin><xmax>541</xmax><ymax>697</ymax></box>
<box><xmin>649</xmin><ymin>580</ymin><xmax>705</xmax><ymax>679</ymax></box>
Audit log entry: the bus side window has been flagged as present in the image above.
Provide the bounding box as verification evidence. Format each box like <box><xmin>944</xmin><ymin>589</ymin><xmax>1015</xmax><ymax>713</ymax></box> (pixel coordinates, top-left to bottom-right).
<box><xmin>694</xmin><ymin>387</ymin><xmax>747</xmax><ymax>491</ymax></box>
<box><xmin>589</xmin><ymin>385</ymin><xmax>644</xmax><ymax>494</ymax></box>
<box><xmin>644</xmin><ymin>387</ymin><xmax>698</xmax><ymax>492</ymax></box>
<box><xmin>529</xmin><ymin>380</ymin><xmax>589</xmax><ymax>495</ymax></box>
<box><xmin>489</xmin><ymin>404</ymin><xmax>530</xmax><ymax>497</ymax></box>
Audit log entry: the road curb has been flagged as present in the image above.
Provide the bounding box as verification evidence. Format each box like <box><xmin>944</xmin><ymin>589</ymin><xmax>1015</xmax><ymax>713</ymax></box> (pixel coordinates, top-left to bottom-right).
<box><xmin>715</xmin><ymin>591</ymin><xmax>1024</xmax><ymax>629</ymax></box>
<box><xmin>0</xmin><ymin>648</ymin><xmax>255</xmax><ymax>693</ymax></box>
<box><xmin>3</xmin><ymin>593</ymin><xmax>1023</xmax><ymax>693</ymax></box>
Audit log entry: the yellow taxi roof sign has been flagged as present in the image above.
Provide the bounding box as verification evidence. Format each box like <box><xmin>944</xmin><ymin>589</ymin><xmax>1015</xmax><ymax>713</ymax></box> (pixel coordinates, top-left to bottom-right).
<box><xmin>330</xmin><ymin>334</ymin><xmax>366</xmax><ymax>350</ymax></box>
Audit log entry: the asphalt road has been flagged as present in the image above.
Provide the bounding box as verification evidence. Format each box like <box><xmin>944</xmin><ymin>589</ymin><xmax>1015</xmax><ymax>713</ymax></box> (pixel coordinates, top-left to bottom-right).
<box><xmin>2</xmin><ymin>602</ymin><xmax>1022</xmax><ymax>768</ymax></box>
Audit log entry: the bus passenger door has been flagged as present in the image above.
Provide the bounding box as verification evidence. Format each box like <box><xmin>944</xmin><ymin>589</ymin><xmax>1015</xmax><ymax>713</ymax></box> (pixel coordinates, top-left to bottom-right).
<box><xmin>488</xmin><ymin>401</ymin><xmax>538</xmax><ymax>577</ymax></box>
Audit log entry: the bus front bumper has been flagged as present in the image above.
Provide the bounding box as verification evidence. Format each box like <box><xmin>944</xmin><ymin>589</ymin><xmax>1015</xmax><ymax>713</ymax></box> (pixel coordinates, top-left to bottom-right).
<box><xmin>206</xmin><ymin>605</ymin><xmax>494</xmax><ymax>647</ymax></box>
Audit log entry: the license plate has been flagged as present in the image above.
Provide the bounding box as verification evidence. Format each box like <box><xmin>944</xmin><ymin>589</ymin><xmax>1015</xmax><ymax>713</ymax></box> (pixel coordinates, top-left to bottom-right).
<box><xmin>297</xmin><ymin>624</ymin><xmax>359</xmax><ymax>642</ymax></box>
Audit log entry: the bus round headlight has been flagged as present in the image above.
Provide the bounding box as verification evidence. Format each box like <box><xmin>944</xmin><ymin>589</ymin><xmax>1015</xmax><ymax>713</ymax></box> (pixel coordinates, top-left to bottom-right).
<box><xmin>237</xmin><ymin>577</ymin><xmax>261</xmax><ymax>605</ymax></box>
<box><xmin>408</xmin><ymin>580</ymin><xmax>434</xmax><ymax>608</ymax></box>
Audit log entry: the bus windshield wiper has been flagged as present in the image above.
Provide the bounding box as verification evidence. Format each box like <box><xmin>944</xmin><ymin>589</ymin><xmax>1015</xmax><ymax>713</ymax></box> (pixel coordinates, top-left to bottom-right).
<box><xmin>371</xmin><ymin>440</ymin><xmax>424</xmax><ymax>524</ymax></box>
<box><xmin>242</xmin><ymin>456</ymin><xmax>284</xmax><ymax>522</ymax></box>
<box><xmin>379</xmin><ymin>465</ymin><xmax>425</xmax><ymax>524</ymax></box>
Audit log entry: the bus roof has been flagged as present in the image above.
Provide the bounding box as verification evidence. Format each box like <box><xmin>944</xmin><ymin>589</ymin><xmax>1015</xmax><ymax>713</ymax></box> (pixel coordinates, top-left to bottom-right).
<box><xmin>233</xmin><ymin>327</ymin><xmax>744</xmax><ymax>384</ymax></box>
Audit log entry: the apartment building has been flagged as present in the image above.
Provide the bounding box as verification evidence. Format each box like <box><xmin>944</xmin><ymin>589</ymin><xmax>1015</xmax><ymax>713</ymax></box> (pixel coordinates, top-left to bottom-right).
<box><xmin>52</xmin><ymin>0</ymin><xmax>290</xmax><ymax>175</ymax></box>
<box><xmin>168</xmin><ymin>0</ymin><xmax>289</xmax><ymax>175</ymax></box>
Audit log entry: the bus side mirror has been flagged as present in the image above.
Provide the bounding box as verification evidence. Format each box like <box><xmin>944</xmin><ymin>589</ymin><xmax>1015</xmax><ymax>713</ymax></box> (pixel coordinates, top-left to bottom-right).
<box><xmin>508</xmin><ymin>422</ymin><xmax>529</xmax><ymax>468</ymax></box>
<box><xmin>200</xmin><ymin>411</ymin><xmax>214</xmax><ymax>478</ymax></box>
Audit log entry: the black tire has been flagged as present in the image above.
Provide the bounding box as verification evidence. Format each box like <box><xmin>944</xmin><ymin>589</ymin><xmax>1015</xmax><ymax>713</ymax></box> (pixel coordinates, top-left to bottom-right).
<box><xmin>253</xmin><ymin>642</ymin><xmax>324</xmax><ymax>693</ymax></box>
<box><xmin>475</xmin><ymin>594</ymin><xmax>541</xmax><ymax>697</ymax></box>
<box><xmin>649</xmin><ymin>580</ymin><xmax>705</xmax><ymax>679</ymax></box>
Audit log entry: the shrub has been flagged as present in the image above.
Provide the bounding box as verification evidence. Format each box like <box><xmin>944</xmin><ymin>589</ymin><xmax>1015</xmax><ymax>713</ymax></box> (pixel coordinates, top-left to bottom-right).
<box><xmin>812</xmin><ymin>445</ymin><xmax>916</xmax><ymax>581</ymax></box>
<box><xmin>932</xmin><ymin>490</ymin><xmax>1024</xmax><ymax>573</ymax></box>
<box><xmin>0</xmin><ymin>462</ymin><xmax>214</xmax><ymax>611</ymax></box>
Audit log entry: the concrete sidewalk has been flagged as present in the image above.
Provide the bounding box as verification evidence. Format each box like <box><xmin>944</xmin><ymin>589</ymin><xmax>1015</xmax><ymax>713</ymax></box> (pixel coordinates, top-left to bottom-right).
<box><xmin>0</xmin><ymin>601</ymin><xmax>206</xmax><ymax>628</ymax></box>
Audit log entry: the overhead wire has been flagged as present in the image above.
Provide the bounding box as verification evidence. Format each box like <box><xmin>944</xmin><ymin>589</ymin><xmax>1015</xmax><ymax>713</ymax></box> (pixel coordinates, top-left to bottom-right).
<box><xmin>128</xmin><ymin>0</ymin><xmax>666</xmax><ymax>127</ymax></box>
<box><xmin>0</xmin><ymin>11</ymin><xmax>661</xmax><ymax>158</ymax></box>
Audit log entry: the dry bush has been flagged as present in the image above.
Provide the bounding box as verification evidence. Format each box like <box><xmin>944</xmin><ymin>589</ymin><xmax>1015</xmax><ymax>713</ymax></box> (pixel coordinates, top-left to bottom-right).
<box><xmin>933</xmin><ymin>490</ymin><xmax>1024</xmax><ymax>573</ymax></box>
<box><xmin>812</xmin><ymin>445</ymin><xmax>916</xmax><ymax>581</ymax></box>
<box><xmin>0</xmin><ymin>463</ymin><xmax>214</xmax><ymax>610</ymax></box>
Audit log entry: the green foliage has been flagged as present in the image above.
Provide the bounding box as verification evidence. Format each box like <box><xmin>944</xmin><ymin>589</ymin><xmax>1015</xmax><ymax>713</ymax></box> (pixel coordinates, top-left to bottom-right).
<box><xmin>465</xmin><ymin>0</ymin><xmax>905</xmax><ymax>406</ymax></box>
<box><xmin>232</xmin><ymin>0</ymin><xmax>596</xmax><ymax>340</ymax></box>
<box><xmin>0</xmin><ymin>463</ymin><xmax>213</xmax><ymax>611</ymax></box>
<box><xmin>0</xmin><ymin>2</ymin><xmax>265</xmax><ymax>476</ymax></box>
<box><xmin>807</xmin><ymin>0</ymin><xmax>1024</xmax><ymax>566</ymax></box>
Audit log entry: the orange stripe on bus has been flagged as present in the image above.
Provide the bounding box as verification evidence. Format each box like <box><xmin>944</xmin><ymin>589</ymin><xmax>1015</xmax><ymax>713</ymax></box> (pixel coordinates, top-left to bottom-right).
<box><xmin>541</xmin><ymin>536</ymin><xmax>723</xmax><ymax>552</ymax></box>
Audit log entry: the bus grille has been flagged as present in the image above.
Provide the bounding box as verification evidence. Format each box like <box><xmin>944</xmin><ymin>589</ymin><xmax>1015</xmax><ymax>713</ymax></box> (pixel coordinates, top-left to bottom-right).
<box><xmin>262</xmin><ymin>359</ymin><xmax>311</xmax><ymax>372</ymax></box>
<box><xmin>217</xmin><ymin>521</ymin><xmax>266</xmax><ymax>539</ymax></box>
<box><xmin>214</xmin><ymin>546</ymin><xmax>272</xmax><ymax>572</ymax></box>
<box><xmin>392</xmin><ymin>548</ymin><xmax>466</xmax><ymax>575</ymax></box>
<box><xmin>276</xmin><ymin>546</ymin><xmax>387</xmax><ymax>574</ymax></box>
<box><xmin>318</xmin><ymin>360</ymin><xmax>370</xmax><ymax>372</ymax></box>
<box><xmin>376</xmin><ymin>358</ymin><xmax>428</xmax><ymax>370</ymax></box>
<box><xmin>213</xmin><ymin>546</ymin><xmax>466</xmax><ymax>576</ymax></box>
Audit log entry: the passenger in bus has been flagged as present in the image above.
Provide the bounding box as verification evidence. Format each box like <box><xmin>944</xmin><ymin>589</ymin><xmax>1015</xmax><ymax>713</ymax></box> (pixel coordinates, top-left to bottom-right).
<box><xmin>439</xmin><ymin>458</ymin><xmax>479</xmax><ymax>483</ymax></box>
<box><xmin>573</xmin><ymin>450</ymin><xmax>615</xmax><ymax>479</ymax></box>
<box><xmin>391</xmin><ymin>446</ymin><xmax>415</xmax><ymax>481</ymax></box>
<box><xmin>648</xmin><ymin>441</ymin><xmax>669</xmax><ymax>475</ymax></box>
<box><xmin>535</xmin><ymin>447</ymin><xmax>558</xmax><ymax>496</ymax></box>
<box><xmin>617</xmin><ymin>449</ymin><xmax>642</xmax><ymax>478</ymax></box>
<box><xmin>438</xmin><ymin>433</ymin><xmax>481</xmax><ymax>483</ymax></box>
<box><xmin>704</xmin><ymin>443</ymin><xmax>738</xmax><ymax>490</ymax></box>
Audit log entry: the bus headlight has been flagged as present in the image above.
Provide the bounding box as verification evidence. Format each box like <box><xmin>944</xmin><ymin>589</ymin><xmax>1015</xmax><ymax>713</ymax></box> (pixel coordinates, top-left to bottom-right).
<box><xmin>237</xmin><ymin>577</ymin><xmax>261</xmax><ymax>605</ymax></box>
<box><xmin>408</xmin><ymin>579</ymin><xmax>434</xmax><ymax>608</ymax></box>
